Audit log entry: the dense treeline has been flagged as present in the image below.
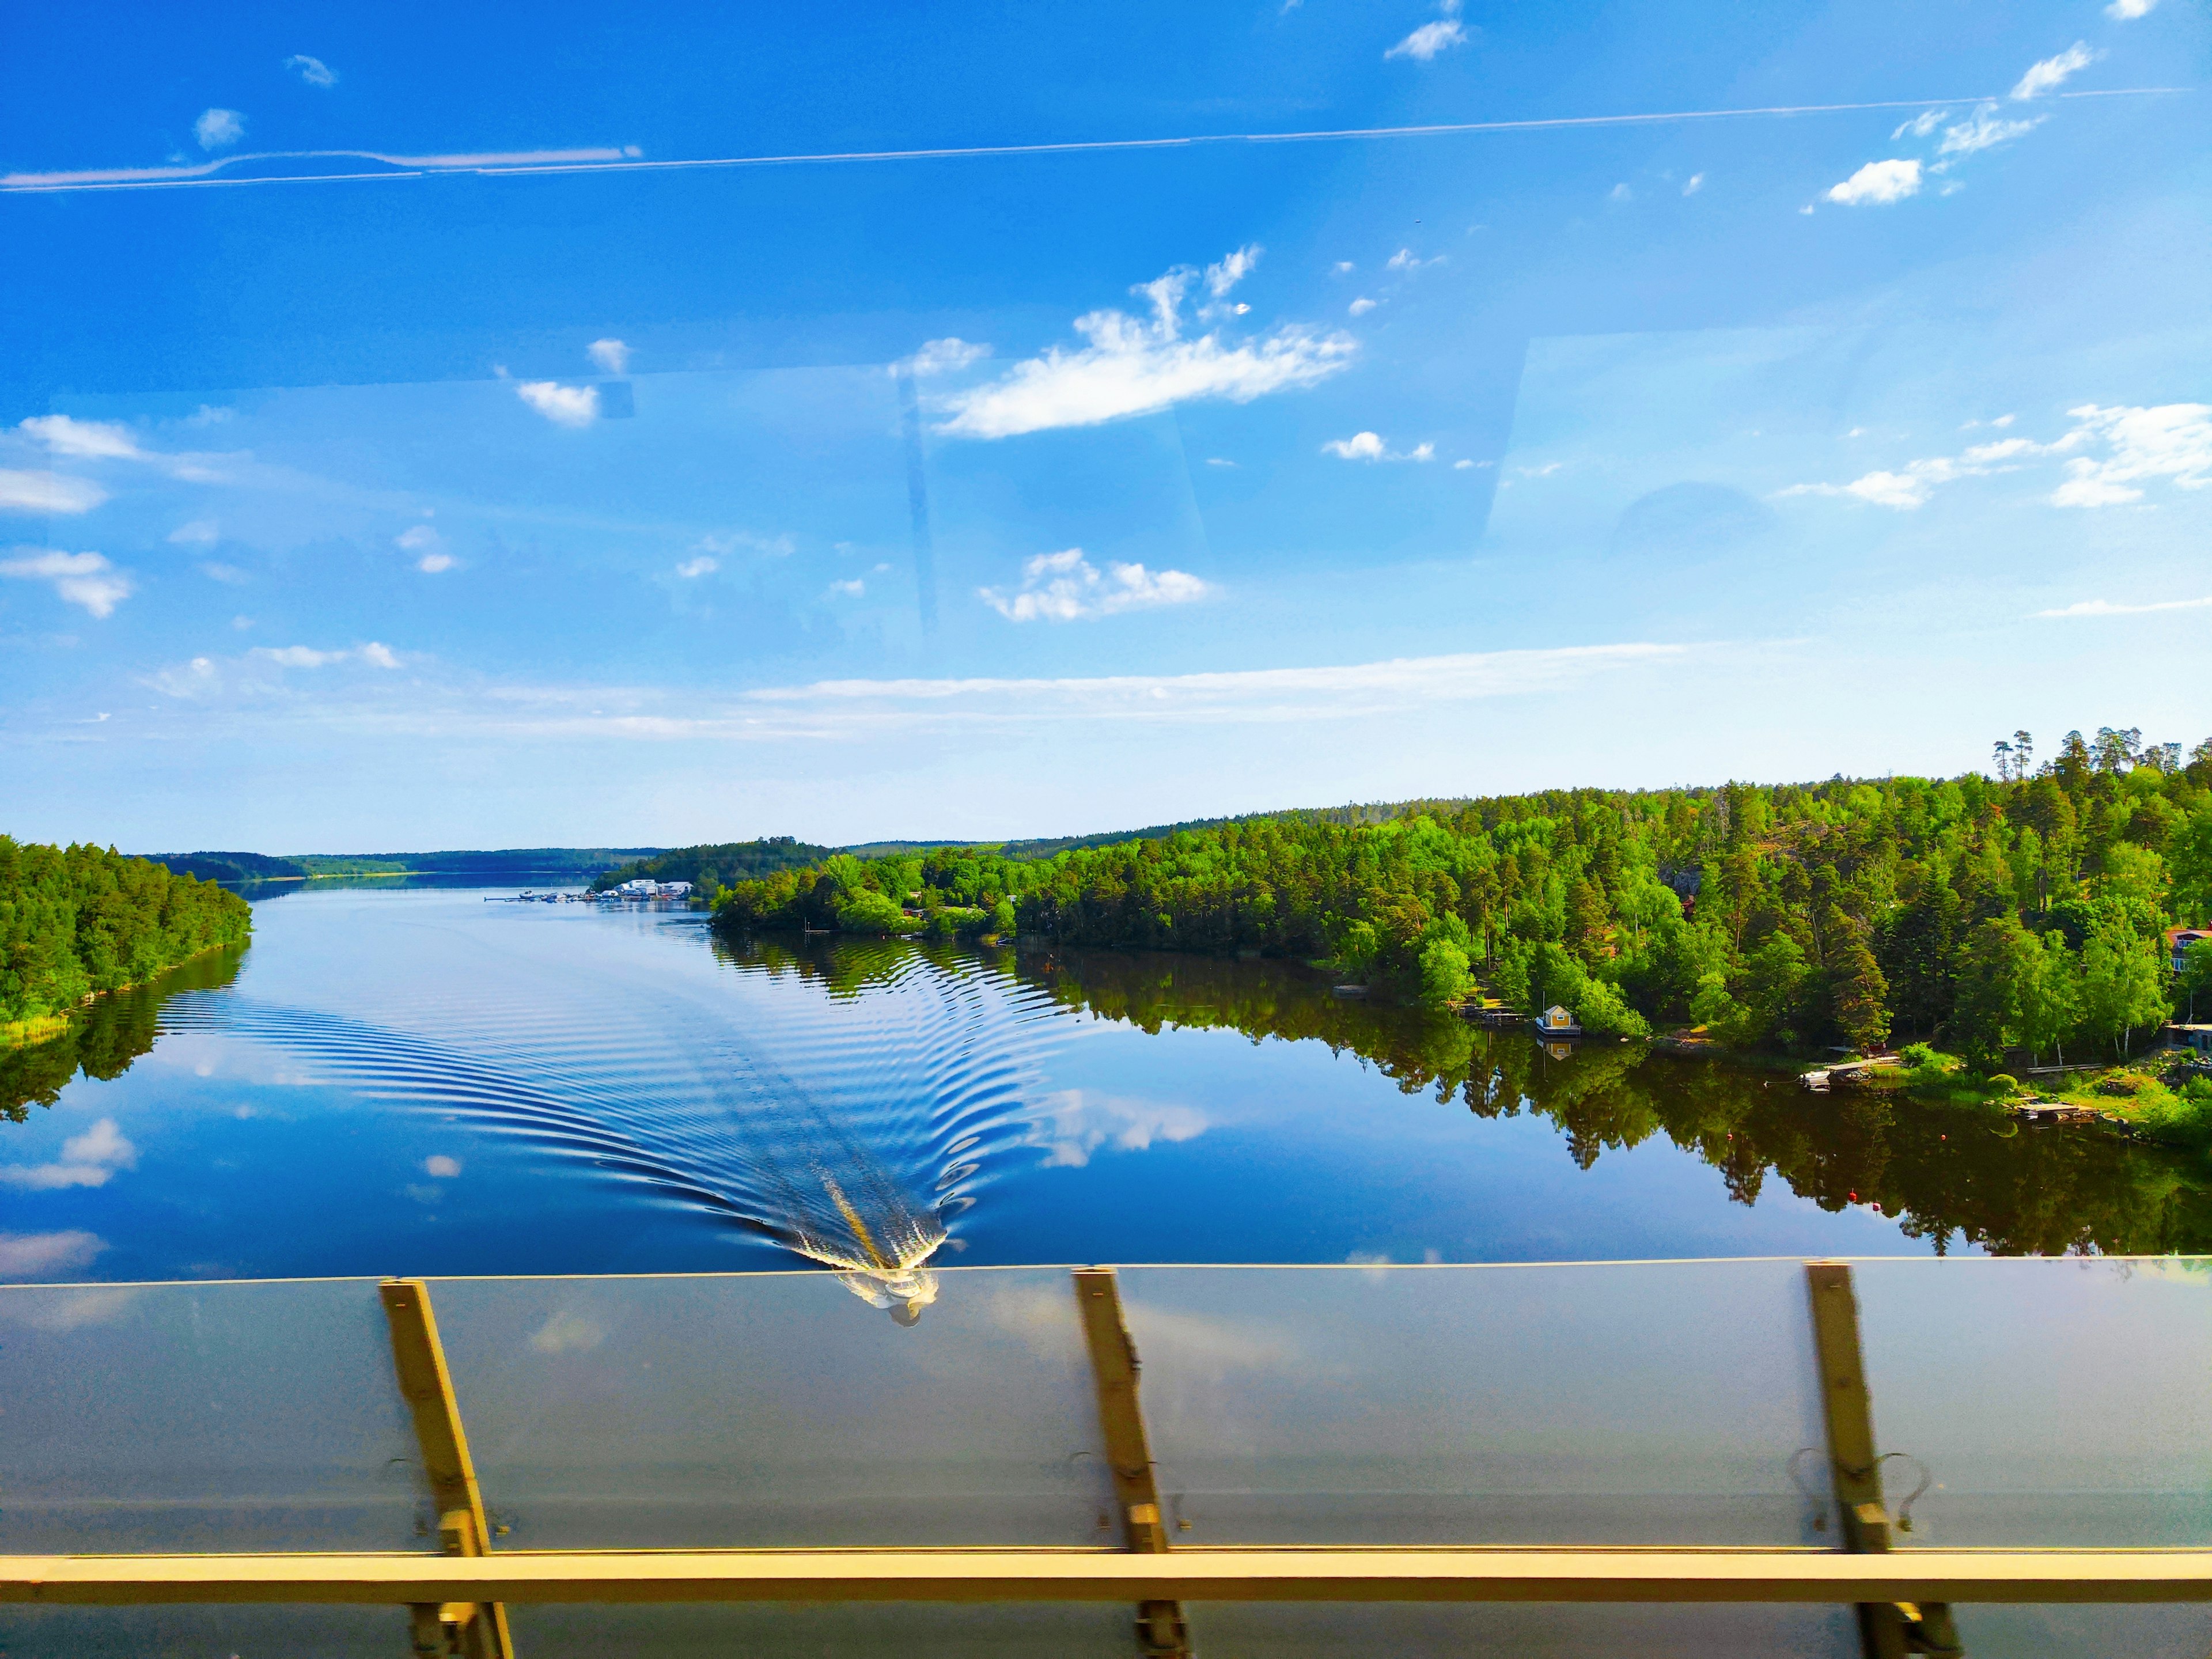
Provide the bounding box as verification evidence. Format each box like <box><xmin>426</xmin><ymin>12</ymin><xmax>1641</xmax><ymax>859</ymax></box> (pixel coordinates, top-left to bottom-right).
<box><xmin>716</xmin><ymin>726</ymin><xmax>2212</xmax><ymax>1060</ymax></box>
<box><xmin>592</xmin><ymin>836</ymin><xmax>832</xmax><ymax>899</ymax></box>
<box><xmin>1</xmin><ymin>838</ymin><xmax>252</xmax><ymax>1025</ymax></box>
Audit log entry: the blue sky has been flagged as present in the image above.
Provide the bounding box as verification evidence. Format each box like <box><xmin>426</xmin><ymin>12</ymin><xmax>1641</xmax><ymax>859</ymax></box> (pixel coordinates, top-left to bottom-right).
<box><xmin>2</xmin><ymin>1</ymin><xmax>2207</xmax><ymax>851</ymax></box>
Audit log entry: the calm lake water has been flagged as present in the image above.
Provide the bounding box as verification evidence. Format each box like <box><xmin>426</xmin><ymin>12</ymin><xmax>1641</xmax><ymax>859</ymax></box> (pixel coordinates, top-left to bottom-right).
<box><xmin>6</xmin><ymin>885</ymin><xmax>2208</xmax><ymax>1286</ymax></box>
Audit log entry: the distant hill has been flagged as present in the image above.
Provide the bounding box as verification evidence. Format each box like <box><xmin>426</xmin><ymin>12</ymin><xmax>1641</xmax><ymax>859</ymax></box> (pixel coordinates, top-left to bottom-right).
<box><xmin>142</xmin><ymin>851</ymin><xmax>311</xmax><ymax>884</ymax></box>
<box><xmin>296</xmin><ymin>848</ymin><xmax>661</xmax><ymax>878</ymax></box>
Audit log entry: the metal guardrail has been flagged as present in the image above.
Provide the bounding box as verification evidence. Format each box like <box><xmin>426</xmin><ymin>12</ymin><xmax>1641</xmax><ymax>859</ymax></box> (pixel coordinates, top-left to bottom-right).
<box><xmin>3</xmin><ymin>1262</ymin><xmax>2207</xmax><ymax>1659</ymax></box>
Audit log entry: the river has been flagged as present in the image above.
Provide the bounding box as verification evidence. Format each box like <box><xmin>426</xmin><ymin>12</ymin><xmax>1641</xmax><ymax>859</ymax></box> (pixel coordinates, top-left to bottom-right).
<box><xmin>5</xmin><ymin>884</ymin><xmax>2207</xmax><ymax>1287</ymax></box>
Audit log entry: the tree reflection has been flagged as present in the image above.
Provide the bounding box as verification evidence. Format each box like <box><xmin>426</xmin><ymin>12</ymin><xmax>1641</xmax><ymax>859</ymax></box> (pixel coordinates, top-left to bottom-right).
<box><xmin>1012</xmin><ymin>945</ymin><xmax>2212</xmax><ymax>1257</ymax></box>
<box><xmin>0</xmin><ymin>946</ymin><xmax>245</xmax><ymax>1124</ymax></box>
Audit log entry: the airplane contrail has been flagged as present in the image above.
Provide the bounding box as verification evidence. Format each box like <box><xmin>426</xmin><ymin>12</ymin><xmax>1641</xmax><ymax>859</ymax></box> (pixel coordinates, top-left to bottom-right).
<box><xmin>2</xmin><ymin>88</ymin><xmax>2186</xmax><ymax>194</ymax></box>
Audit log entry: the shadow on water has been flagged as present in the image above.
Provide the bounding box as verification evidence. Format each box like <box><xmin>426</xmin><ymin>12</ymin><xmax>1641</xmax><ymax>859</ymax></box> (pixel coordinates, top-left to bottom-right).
<box><xmin>1009</xmin><ymin>945</ymin><xmax>2212</xmax><ymax>1257</ymax></box>
<box><xmin>1</xmin><ymin>946</ymin><xmax>247</xmax><ymax>1124</ymax></box>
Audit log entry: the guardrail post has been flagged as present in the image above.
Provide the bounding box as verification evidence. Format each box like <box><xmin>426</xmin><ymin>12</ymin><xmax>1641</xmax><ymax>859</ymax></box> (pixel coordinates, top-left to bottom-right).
<box><xmin>1806</xmin><ymin>1262</ymin><xmax>1961</xmax><ymax>1659</ymax></box>
<box><xmin>381</xmin><ymin>1278</ymin><xmax>515</xmax><ymax>1659</ymax></box>
<box><xmin>1074</xmin><ymin>1267</ymin><xmax>1191</xmax><ymax>1659</ymax></box>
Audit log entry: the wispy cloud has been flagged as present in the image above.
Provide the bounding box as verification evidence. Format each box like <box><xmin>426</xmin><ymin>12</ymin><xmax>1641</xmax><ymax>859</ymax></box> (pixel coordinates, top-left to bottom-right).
<box><xmin>395</xmin><ymin>524</ymin><xmax>453</xmax><ymax>572</ymax></box>
<box><xmin>0</xmin><ymin>1229</ymin><xmax>106</xmax><ymax>1280</ymax></box>
<box><xmin>0</xmin><ymin>1118</ymin><xmax>136</xmax><ymax>1191</ymax></box>
<box><xmin>0</xmin><ymin>549</ymin><xmax>133</xmax><ymax>616</ymax></box>
<box><xmin>1025</xmin><ymin>1089</ymin><xmax>1209</xmax><ymax>1168</ymax></box>
<box><xmin>2106</xmin><ymin>0</ymin><xmax>2156</xmax><ymax>17</ymax></box>
<box><xmin>1386</xmin><ymin>247</ymin><xmax>1442</xmax><ymax>271</ymax></box>
<box><xmin>1347</xmin><ymin>297</ymin><xmax>1377</xmax><ymax>316</ymax></box>
<box><xmin>932</xmin><ymin>255</ymin><xmax>1352</xmax><ymax>438</ymax></box>
<box><xmin>1825</xmin><ymin>158</ymin><xmax>1921</xmax><ymax>206</ymax></box>
<box><xmin>896</xmin><ymin>337</ymin><xmax>991</xmax><ymax>377</ymax></box>
<box><xmin>1938</xmin><ymin>103</ymin><xmax>2040</xmax><ymax>158</ymax></box>
<box><xmin>2012</xmin><ymin>42</ymin><xmax>2099</xmax><ymax>100</ymax></box>
<box><xmin>1386</xmin><ymin>0</ymin><xmax>1469</xmax><ymax>62</ymax></box>
<box><xmin>1323</xmin><ymin>431</ymin><xmax>1433</xmax><ymax>462</ymax></box>
<box><xmin>252</xmin><ymin>642</ymin><xmax>401</xmax><ymax>669</ymax></box>
<box><xmin>194</xmin><ymin>108</ymin><xmax>245</xmax><ymax>150</ymax></box>
<box><xmin>0</xmin><ymin>470</ymin><xmax>106</xmax><ymax>515</ymax></box>
<box><xmin>283</xmin><ymin>54</ymin><xmax>337</xmax><ymax>87</ymax></box>
<box><xmin>168</xmin><ymin>519</ymin><xmax>219</xmax><ymax>546</ymax></box>
<box><xmin>513</xmin><ymin>380</ymin><xmax>599</xmax><ymax>427</ymax></box>
<box><xmin>1776</xmin><ymin>403</ymin><xmax>2210</xmax><ymax>511</ymax></box>
<box><xmin>827</xmin><ymin>577</ymin><xmax>866</xmax><ymax>599</ymax></box>
<box><xmin>586</xmin><ymin>338</ymin><xmax>630</xmax><ymax>375</ymax></box>
<box><xmin>2047</xmin><ymin>403</ymin><xmax>2212</xmax><ymax>506</ymax></box>
<box><xmin>2036</xmin><ymin>594</ymin><xmax>2212</xmax><ymax>619</ymax></box>
<box><xmin>21</xmin><ymin>415</ymin><xmax>141</xmax><ymax>460</ymax></box>
<box><xmin>1891</xmin><ymin>109</ymin><xmax>1948</xmax><ymax>140</ymax></box>
<box><xmin>979</xmin><ymin>548</ymin><xmax>1209</xmax><ymax>622</ymax></box>
<box><xmin>675</xmin><ymin>555</ymin><xmax>718</xmax><ymax>579</ymax></box>
<box><xmin>1683</xmin><ymin>172</ymin><xmax>1706</xmax><ymax>195</ymax></box>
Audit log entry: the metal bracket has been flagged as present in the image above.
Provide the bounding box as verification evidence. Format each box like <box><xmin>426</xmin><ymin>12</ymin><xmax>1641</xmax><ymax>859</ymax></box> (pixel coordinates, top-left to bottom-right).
<box><xmin>381</xmin><ymin>1279</ymin><xmax>516</xmax><ymax>1659</ymax></box>
<box><xmin>1806</xmin><ymin>1263</ymin><xmax>1962</xmax><ymax>1659</ymax></box>
<box><xmin>1074</xmin><ymin>1268</ymin><xmax>1192</xmax><ymax>1659</ymax></box>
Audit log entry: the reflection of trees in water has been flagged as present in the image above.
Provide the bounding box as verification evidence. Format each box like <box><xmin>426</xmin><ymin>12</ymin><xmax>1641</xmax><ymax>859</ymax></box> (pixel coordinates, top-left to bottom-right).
<box><xmin>0</xmin><ymin>947</ymin><xmax>246</xmax><ymax>1124</ymax></box>
<box><xmin>1009</xmin><ymin>944</ymin><xmax>2212</xmax><ymax>1258</ymax></box>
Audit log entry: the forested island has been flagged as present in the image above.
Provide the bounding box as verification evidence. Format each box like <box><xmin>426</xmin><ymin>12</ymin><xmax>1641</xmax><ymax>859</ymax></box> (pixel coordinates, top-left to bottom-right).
<box><xmin>714</xmin><ymin>726</ymin><xmax>2212</xmax><ymax>1076</ymax></box>
<box><xmin>1</xmin><ymin>838</ymin><xmax>252</xmax><ymax>1046</ymax></box>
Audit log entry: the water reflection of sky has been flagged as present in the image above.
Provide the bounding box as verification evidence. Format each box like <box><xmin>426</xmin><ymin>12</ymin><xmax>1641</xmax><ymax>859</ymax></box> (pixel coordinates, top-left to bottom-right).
<box><xmin>5</xmin><ymin>887</ymin><xmax>2202</xmax><ymax>1285</ymax></box>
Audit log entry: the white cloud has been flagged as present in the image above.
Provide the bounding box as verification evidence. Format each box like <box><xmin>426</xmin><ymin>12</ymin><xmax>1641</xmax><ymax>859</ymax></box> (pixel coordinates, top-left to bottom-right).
<box><xmin>20</xmin><ymin>414</ymin><xmax>141</xmax><ymax>459</ymax></box>
<box><xmin>2036</xmin><ymin>595</ymin><xmax>2212</xmax><ymax>619</ymax></box>
<box><xmin>0</xmin><ymin>549</ymin><xmax>133</xmax><ymax>616</ymax></box>
<box><xmin>979</xmin><ymin>547</ymin><xmax>1210</xmax><ymax>622</ymax></box>
<box><xmin>0</xmin><ymin>469</ymin><xmax>107</xmax><ymax>514</ymax></box>
<box><xmin>1386</xmin><ymin>17</ymin><xmax>1468</xmax><ymax>59</ymax></box>
<box><xmin>2106</xmin><ymin>0</ymin><xmax>2156</xmax><ymax>16</ymax></box>
<box><xmin>898</xmin><ymin>337</ymin><xmax>991</xmax><ymax>377</ymax></box>
<box><xmin>1332</xmin><ymin>260</ymin><xmax>1355</xmax><ymax>275</ymax></box>
<box><xmin>586</xmin><ymin>338</ymin><xmax>630</xmax><ymax>375</ymax></box>
<box><xmin>1347</xmin><ymin>296</ymin><xmax>1377</xmax><ymax>316</ymax></box>
<box><xmin>1205</xmin><ymin>457</ymin><xmax>1236</xmax><ymax>467</ymax></box>
<box><xmin>1683</xmin><ymin>173</ymin><xmax>1706</xmax><ymax>195</ymax></box>
<box><xmin>1453</xmin><ymin>459</ymin><xmax>1475</xmax><ymax>469</ymax></box>
<box><xmin>256</xmin><ymin>643</ymin><xmax>401</xmax><ymax>669</ymax></box>
<box><xmin>675</xmin><ymin>555</ymin><xmax>719</xmax><ymax>579</ymax></box>
<box><xmin>1777</xmin><ymin>403</ymin><xmax>2209</xmax><ymax>512</ymax></box>
<box><xmin>1891</xmin><ymin>109</ymin><xmax>1947</xmax><ymax>140</ymax></box>
<box><xmin>168</xmin><ymin>519</ymin><xmax>218</xmax><ymax>546</ymax></box>
<box><xmin>1324</xmin><ymin>431</ymin><xmax>1433</xmax><ymax>462</ymax></box>
<box><xmin>2048</xmin><ymin>403</ymin><xmax>2212</xmax><ymax>507</ymax></box>
<box><xmin>0</xmin><ymin>1118</ymin><xmax>136</xmax><ymax>1191</ymax></box>
<box><xmin>1205</xmin><ymin>244</ymin><xmax>1262</xmax><ymax>297</ymax></box>
<box><xmin>1825</xmin><ymin>158</ymin><xmax>1922</xmax><ymax>206</ymax></box>
<box><xmin>2013</xmin><ymin>42</ymin><xmax>2098</xmax><ymax>100</ymax></box>
<box><xmin>691</xmin><ymin>529</ymin><xmax>795</xmax><ymax>558</ymax></box>
<box><xmin>1386</xmin><ymin>247</ymin><xmax>1441</xmax><ymax>271</ymax></box>
<box><xmin>202</xmin><ymin>562</ymin><xmax>249</xmax><ymax>585</ymax></box>
<box><xmin>0</xmin><ymin>1230</ymin><xmax>106</xmax><ymax>1280</ymax></box>
<box><xmin>1938</xmin><ymin>103</ymin><xmax>2040</xmax><ymax>157</ymax></box>
<box><xmin>827</xmin><ymin>577</ymin><xmax>865</xmax><ymax>597</ymax></box>
<box><xmin>932</xmin><ymin>256</ymin><xmax>1353</xmax><ymax>439</ymax></box>
<box><xmin>283</xmin><ymin>54</ymin><xmax>336</xmax><ymax>86</ymax></box>
<box><xmin>423</xmin><ymin>1154</ymin><xmax>462</xmax><ymax>1178</ymax></box>
<box><xmin>396</xmin><ymin>524</ymin><xmax>453</xmax><ymax>570</ymax></box>
<box><xmin>514</xmin><ymin>380</ymin><xmax>599</xmax><ymax>427</ymax></box>
<box><xmin>194</xmin><ymin>108</ymin><xmax>245</xmax><ymax>150</ymax></box>
<box><xmin>1609</xmin><ymin>182</ymin><xmax>1633</xmax><ymax>202</ymax></box>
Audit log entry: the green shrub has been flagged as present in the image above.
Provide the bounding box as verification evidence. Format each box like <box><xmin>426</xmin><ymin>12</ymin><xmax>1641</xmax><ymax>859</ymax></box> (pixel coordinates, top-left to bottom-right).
<box><xmin>1900</xmin><ymin>1041</ymin><xmax>1936</xmax><ymax>1069</ymax></box>
<box><xmin>834</xmin><ymin>889</ymin><xmax>907</xmax><ymax>935</ymax></box>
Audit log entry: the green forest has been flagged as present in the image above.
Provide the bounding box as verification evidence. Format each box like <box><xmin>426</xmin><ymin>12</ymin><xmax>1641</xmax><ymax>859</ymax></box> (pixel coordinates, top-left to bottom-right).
<box><xmin>715</xmin><ymin>726</ymin><xmax>2212</xmax><ymax>1064</ymax></box>
<box><xmin>592</xmin><ymin>837</ymin><xmax>832</xmax><ymax>899</ymax></box>
<box><xmin>1</xmin><ymin>838</ymin><xmax>252</xmax><ymax>1033</ymax></box>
